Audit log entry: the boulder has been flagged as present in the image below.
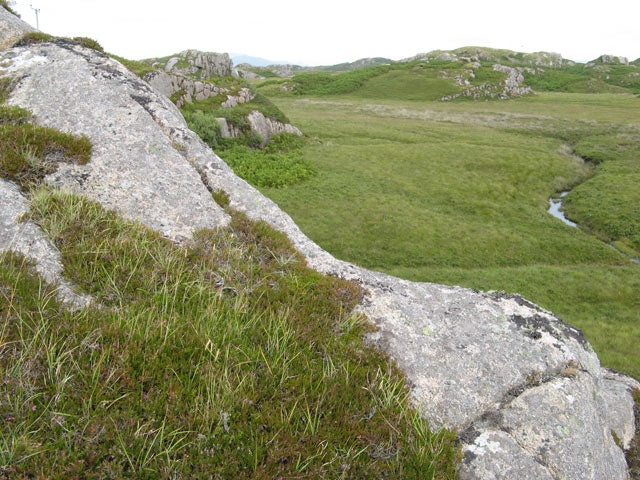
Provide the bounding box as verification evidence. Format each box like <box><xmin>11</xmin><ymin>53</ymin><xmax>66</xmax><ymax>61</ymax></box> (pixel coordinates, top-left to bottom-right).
<box><xmin>246</xmin><ymin>110</ymin><xmax>302</xmax><ymax>145</ymax></box>
<box><xmin>161</xmin><ymin>49</ymin><xmax>236</xmax><ymax>78</ymax></box>
<box><xmin>591</xmin><ymin>54</ymin><xmax>630</xmax><ymax>65</ymax></box>
<box><xmin>0</xmin><ymin>6</ymin><xmax>34</xmax><ymax>50</ymax></box>
<box><xmin>144</xmin><ymin>70</ymin><xmax>228</xmax><ymax>107</ymax></box>
<box><xmin>0</xmin><ymin>40</ymin><xmax>637</xmax><ymax>479</ymax></box>
<box><xmin>0</xmin><ymin>41</ymin><xmax>229</xmax><ymax>241</ymax></box>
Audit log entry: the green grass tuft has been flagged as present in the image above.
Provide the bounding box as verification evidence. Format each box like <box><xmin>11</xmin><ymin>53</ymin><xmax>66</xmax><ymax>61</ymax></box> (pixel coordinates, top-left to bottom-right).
<box><xmin>0</xmin><ymin>109</ymin><xmax>91</xmax><ymax>190</ymax></box>
<box><xmin>12</xmin><ymin>31</ymin><xmax>55</xmax><ymax>47</ymax></box>
<box><xmin>71</xmin><ymin>36</ymin><xmax>104</xmax><ymax>53</ymax></box>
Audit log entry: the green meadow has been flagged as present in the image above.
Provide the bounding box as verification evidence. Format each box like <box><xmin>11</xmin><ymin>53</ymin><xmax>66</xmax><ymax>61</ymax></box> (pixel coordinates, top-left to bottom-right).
<box><xmin>249</xmin><ymin>74</ymin><xmax>640</xmax><ymax>379</ymax></box>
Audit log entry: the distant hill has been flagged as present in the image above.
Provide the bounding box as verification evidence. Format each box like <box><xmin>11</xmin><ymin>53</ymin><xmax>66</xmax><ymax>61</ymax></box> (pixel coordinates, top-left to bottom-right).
<box><xmin>254</xmin><ymin>45</ymin><xmax>640</xmax><ymax>100</ymax></box>
<box><xmin>314</xmin><ymin>57</ymin><xmax>393</xmax><ymax>72</ymax></box>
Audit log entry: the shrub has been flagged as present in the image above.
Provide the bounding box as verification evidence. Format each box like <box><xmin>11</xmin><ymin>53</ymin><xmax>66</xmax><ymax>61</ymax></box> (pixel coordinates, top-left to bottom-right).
<box><xmin>220</xmin><ymin>144</ymin><xmax>315</xmax><ymax>188</ymax></box>
<box><xmin>13</xmin><ymin>31</ymin><xmax>54</xmax><ymax>47</ymax></box>
<box><xmin>182</xmin><ymin>110</ymin><xmax>222</xmax><ymax>148</ymax></box>
<box><xmin>72</xmin><ymin>36</ymin><xmax>104</xmax><ymax>53</ymax></box>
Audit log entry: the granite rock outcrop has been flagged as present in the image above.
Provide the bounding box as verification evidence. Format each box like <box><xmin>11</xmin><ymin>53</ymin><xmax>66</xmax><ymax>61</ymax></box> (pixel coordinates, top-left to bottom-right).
<box><xmin>0</xmin><ymin>35</ymin><xmax>637</xmax><ymax>480</ymax></box>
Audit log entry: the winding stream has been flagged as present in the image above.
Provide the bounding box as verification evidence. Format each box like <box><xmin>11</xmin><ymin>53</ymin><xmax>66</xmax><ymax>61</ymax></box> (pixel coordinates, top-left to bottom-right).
<box><xmin>547</xmin><ymin>192</ymin><xmax>577</xmax><ymax>227</ymax></box>
<box><xmin>548</xmin><ymin>192</ymin><xmax>640</xmax><ymax>264</ymax></box>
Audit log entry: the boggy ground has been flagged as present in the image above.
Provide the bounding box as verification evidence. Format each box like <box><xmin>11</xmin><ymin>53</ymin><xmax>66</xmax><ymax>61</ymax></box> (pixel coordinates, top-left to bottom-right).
<box><xmin>251</xmin><ymin>89</ymin><xmax>640</xmax><ymax>380</ymax></box>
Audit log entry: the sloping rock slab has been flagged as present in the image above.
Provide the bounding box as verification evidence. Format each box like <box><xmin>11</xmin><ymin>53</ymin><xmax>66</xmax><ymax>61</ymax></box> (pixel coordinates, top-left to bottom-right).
<box><xmin>0</xmin><ymin>41</ymin><xmax>228</xmax><ymax>241</ymax></box>
<box><xmin>0</xmin><ymin>41</ymin><xmax>636</xmax><ymax>479</ymax></box>
<box><xmin>0</xmin><ymin>7</ymin><xmax>34</xmax><ymax>50</ymax></box>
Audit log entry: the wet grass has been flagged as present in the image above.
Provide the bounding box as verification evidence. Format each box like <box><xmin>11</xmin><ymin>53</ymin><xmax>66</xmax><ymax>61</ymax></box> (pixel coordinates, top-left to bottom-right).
<box><xmin>245</xmin><ymin>92</ymin><xmax>640</xmax><ymax>379</ymax></box>
<box><xmin>0</xmin><ymin>188</ymin><xmax>459</xmax><ymax>478</ymax></box>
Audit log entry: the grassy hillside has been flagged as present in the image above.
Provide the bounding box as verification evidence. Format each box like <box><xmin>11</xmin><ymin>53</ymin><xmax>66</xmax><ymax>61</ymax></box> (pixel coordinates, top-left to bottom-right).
<box><xmin>252</xmin><ymin>47</ymin><xmax>640</xmax><ymax>98</ymax></box>
<box><xmin>0</xmin><ymin>69</ymin><xmax>459</xmax><ymax>478</ymax></box>
<box><xmin>240</xmin><ymin>73</ymin><xmax>640</xmax><ymax>379</ymax></box>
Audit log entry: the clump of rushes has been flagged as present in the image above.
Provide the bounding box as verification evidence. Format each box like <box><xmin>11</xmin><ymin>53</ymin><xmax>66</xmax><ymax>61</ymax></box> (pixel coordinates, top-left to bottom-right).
<box><xmin>12</xmin><ymin>31</ymin><xmax>54</xmax><ymax>46</ymax></box>
<box><xmin>12</xmin><ymin>32</ymin><xmax>105</xmax><ymax>54</ymax></box>
<box><xmin>71</xmin><ymin>37</ymin><xmax>104</xmax><ymax>53</ymax></box>
<box><xmin>0</xmin><ymin>187</ymin><xmax>460</xmax><ymax>479</ymax></box>
<box><xmin>0</xmin><ymin>105</ymin><xmax>91</xmax><ymax>190</ymax></box>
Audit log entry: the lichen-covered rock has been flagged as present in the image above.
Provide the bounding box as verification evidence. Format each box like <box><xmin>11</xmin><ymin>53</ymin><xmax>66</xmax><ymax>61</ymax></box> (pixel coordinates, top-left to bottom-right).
<box><xmin>0</xmin><ymin>179</ymin><xmax>91</xmax><ymax>308</ymax></box>
<box><xmin>590</xmin><ymin>54</ymin><xmax>630</xmax><ymax>65</ymax></box>
<box><xmin>159</xmin><ymin>49</ymin><xmax>236</xmax><ymax>78</ymax></box>
<box><xmin>0</xmin><ymin>41</ymin><xmax>229</xmax><ymax>241</ymax></box>
<box><xmin>0</xmin><ymin>39</ymin><xmax>636</xmax><ymax>480</ymax></box>
<box><xmin>221</xmin><ymin>87</ymin><xmax>254</xmax><ymax>107</ymax></box>
<box><xmin>144</xmin><ymin>70</ymin><xmax>229</xmax><ymax>107</ymax></box>
<box><xmin>0</xmin><ymin>6</ymin><xmax>34</xmax><ymax>50</ymax></box>
<box><xmin>493</xmin><ymin>64</ymin><xmax>534</xmax><ymax>98</ymax></box>
<box><xmin>246</xmin><ymin>110</ymin><xmax>302</xmax><ymax>144</ymax></box>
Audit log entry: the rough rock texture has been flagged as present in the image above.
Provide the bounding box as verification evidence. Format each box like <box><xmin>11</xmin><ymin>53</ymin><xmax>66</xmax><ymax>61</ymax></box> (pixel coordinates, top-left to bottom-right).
<box><xmin>221</xmin><ymin>87</ymin><xmax>254</xmax><ymax>107</ymax></box>
<box><xmin>246</xmin><ymin>110</ymin><xmax>302</xmax><ymax>144</ymax></box>
<box><xmin>0</xmin><ymin>41</ymin><xmax>229</xmax><ymax>241</ymax></box>
<box><xmin>441</xmin><ymin>64</ymin><xmax>533</xmax><ymax>101</ymax></box>
<box><xmin>144</xmin><ymin>70</ymin><xmax>230</xmax><ymax>107</ymax></box>
<box><xmin>158</xmin><ymin>49</ymin><xmax>236</xmax><ymax>78</ymax></box>
<box><xmin>492</xmin><ymin>64</ymin><xmax>534</xmax><ymax>98</ymax></box>
<box><xmin>0</xmin><ymin>40</ymin><xmax>637</xmax><ymax>479</ymax></box>
<box><xmin>216</xmin><ymin>117</ymin><xmax>243</xmax><ymax>138</ymax></box>
<box><xmin>0</xmin><ymin>179</ymin><xmax>91</xmax><ymax>309</ymax></box>
<box><xmin>185</xmin><ymin>118</ymin><xmax>638</xmax><ymax>480</ymax></box>
<box><xmin>144</xmin><ymin>70</ymin><xmax>299</xmax><ymax>144</ymax></box>
<box><xmin>590</xmin><ymin>54</ymin><xmax>629</xmax><ymax>65</ymax></box>
<box><xmin>0</xmin><ymin>6</ymin><xmax>33</xmax><ymax>50</ymax></box>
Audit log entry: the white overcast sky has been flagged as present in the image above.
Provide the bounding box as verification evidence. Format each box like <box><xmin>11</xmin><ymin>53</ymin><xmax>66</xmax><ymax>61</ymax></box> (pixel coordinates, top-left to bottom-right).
<box><xmin>10</xmin><ymin>1</ymin><xmax>640</xmax><ymax>65</ymax></box>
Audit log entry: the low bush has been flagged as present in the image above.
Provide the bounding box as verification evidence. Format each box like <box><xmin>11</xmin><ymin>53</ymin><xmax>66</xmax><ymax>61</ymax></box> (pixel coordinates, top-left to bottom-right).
<box><xmin>220</xmin><ymin>142</ymin><xmax>315</xmax><ymax>188</ymax></box>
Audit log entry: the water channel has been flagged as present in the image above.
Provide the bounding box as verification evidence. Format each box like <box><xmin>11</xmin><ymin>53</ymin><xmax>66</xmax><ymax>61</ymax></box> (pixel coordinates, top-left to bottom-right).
<box><xmin>547</xmin><ymin>191</ymin><xmax>577</xmax><ymax>227</ymax></box>
<box><xmin>548</xmin><ymin>191</ymin><xmax>640</xmax><ymax>264</ymax></box>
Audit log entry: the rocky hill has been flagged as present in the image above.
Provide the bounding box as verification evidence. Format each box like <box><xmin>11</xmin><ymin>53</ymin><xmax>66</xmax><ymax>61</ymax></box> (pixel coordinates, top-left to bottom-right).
<box><xmin>0</xmin><ymin>8</ymin><xmax>638</xmax><ymax>479</ymax></box>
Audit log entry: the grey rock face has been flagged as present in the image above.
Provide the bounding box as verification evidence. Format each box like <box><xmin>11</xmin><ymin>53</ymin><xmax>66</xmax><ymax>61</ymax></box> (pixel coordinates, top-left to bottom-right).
<box><xmin>161</xmin><ymin>49</ymin><xmax>235</xmax><ymax>78</ymax></box>
<box><xmin>0</xmin><ymin>6</ymin><xmax>34</xmax><ymax>50</ymax></box>
<box><xmin>144</xmin><ymin>70</ymin><xmax>230</xmax><ymax>107</ymax></box>
<box><xmin>0</xmin><ymin>179</ymin><xmax>91</xmax><ymax>309</ymax></box>
<box><xmin>493</xmin><ymin>64</ymin><xmax>534</xmax><ymax>98</ymax></box>
<box><xmin>592</xmin><ymin>54</ymin><xmax>629</xmax><ymax>65</ymax></box>
<box><xmin>216</xmin><ymin>117</ymin><xmax>243</xmax><ymax>138</ymax></box>
<box><xmin>246</xmin><ymin>110</ymin><xmax>302</xmax><ymax>145</ymax></box>
<box><xmin>221</xmin><ymin>87</ymin><xmax>254</xmax><ymax>107</ymax></box>
<box><xmin>0</xmin><ymin>40</ymin><xmax>636</xmax><ymax>480</ymax></box>
<box><xmin>0</xmin><ymin>42</ymin><xmax>229</xmax><ymax>241</ymax></box>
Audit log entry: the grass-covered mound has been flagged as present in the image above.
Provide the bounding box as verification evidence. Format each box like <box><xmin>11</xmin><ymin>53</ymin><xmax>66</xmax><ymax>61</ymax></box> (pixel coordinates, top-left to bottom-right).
<box><xmin>0</xmin><ymin>188</ymin><xmax>459</xmax><ymax>479</ymax></box>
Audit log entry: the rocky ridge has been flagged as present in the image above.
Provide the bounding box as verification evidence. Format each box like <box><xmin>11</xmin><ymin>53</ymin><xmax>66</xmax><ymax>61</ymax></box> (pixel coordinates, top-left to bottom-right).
<box><xmin>407</xmin><ymin>47</ymin><xmax>575</xmax><ymax>68</ymax></box>
<box><xmin>441</xmin><ymin>63</ymin><xmax>534</xmax><ymax>100</ymax></box>
<box><xmin>0</xmin><ymin>18</ymin><xmax>637</xmax><ymax>480</ymax></box>
<box><xmin>143</xmin><ymin>53</ymin><xmax>302</xmax><ymax>144</ymax></box>
<box><xmin>149</xmin><ymin>49</ymin><xmax>237</xmax><ymax>79</ymax></box>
